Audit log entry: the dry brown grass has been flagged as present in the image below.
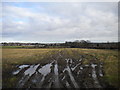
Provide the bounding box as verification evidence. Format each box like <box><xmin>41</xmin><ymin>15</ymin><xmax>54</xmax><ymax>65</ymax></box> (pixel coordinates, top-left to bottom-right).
<box><xmin>2</xmin><ymin>48</ymin><xmax>119</xmax><ymax>87</ymax></box>
<box><xmin>2</xmin><ymin>48</ymin><xmax>62</xmax><ymax>65</ymax></box>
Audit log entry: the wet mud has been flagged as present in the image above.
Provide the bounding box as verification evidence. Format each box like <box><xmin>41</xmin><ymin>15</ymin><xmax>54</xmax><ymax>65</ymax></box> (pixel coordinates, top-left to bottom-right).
<box><xmin>9</xmin><ymin>51</ymin><xmax>109</xmax><ymax>89</ymax></box>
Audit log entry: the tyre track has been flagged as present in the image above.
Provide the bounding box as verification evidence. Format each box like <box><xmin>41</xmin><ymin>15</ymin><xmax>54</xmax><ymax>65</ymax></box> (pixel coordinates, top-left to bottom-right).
<box><xmin>13</xmin><ymin>50</ymin><xmax>104</xmax><ymax>89</ymax></box>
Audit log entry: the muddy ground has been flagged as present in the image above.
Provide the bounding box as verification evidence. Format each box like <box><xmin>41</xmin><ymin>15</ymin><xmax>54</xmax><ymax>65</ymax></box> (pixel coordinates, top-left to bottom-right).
<box><xmin>2</xmin><ymin>50</ymin><xmax>115</xmax><ymax>89</ymax></box>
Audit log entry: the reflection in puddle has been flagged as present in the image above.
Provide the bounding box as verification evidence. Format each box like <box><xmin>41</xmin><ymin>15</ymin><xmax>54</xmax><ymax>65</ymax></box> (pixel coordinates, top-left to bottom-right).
<box><xmin>91</xmin><ymin>64</ymin><xmax>97</xmax><ymax>78</ymax></box>
<box><xmin>91</xmin><ymin>63</ymin><xmax>101</xmax><ymax>88</ymax></box>
<box><xmin>80</xmin><ymin>66</ymin><xmax>83</xmax><ymax>70</ymax></box>
<box><xmin>38</xmin><ymin>62</ymin><xmax>52</xmax><ymax>82</ymax></box>
<box><xmin>65</xmin><ymin>66</ymin><xmax>79</xmax><ymax>88</ymax></box>
<box><xmin>54</xmin><ymin>61</ymin><xmax>60</xmax><ymax>88</ymax></box>
<box><xmin>19</xmin><ymin>65</ymin><xmax>29</xmax><ymax>69</ymax></box>
<box><xmin>13</xmin><ymin>65</ymin><xmax>30</xmax><ymax>75</ymax></box>
<box><xmin>65</xmin><ymin>58</ymin><xmax>79</xmax><ymax>88</ymax></box>
<box><xmin>13</xmin><ymin>70</ymin><xmax>21</xmax><ymax>75</ymax></box>
<box><xmin>12</xmin><ymin>57</ymin><xmax>105</xmax><ymax>88</ymax></box>
<box><xmin>71</xmin><ymin>63</ymin><xmax>81</xmax><ymax>71</ymax></box>
<box><xmin>38</xmin><ymin>63</ymin><xmax>52</xmax><ymax>76</ymax></box>
<box><xmin>99</xmin><ymin>65</ymin><xmax>103</xmax><ymax>77</ymax></box>
<box><xmin>24</xmin><ymin>64</ymin><xmax>40</xmax><ymax>76</ymax></box>
<box><xmin>85</xmin><ymin>64</ymin><xmax>89</xmax><ymax>67</ymax></box>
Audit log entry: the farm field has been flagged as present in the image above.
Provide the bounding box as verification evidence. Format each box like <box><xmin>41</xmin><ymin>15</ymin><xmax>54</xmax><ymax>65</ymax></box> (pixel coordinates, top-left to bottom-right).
<box><xmin>2</xmin><ymin>48</ymin><xmax>119</xmax><ymax>89</ymax></box>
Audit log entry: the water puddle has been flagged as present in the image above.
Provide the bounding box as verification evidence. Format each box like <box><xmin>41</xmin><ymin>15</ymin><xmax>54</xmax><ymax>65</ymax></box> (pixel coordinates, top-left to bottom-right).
<box><xmin>65</xmin><ymin>66</ymin><xmax>79</xmax><ymax>88</ymax></box>
<box><xmin>99</xmin><ymin>65</ymin><xmax>103</xmax><ymax>77</ymax></box>
<box><xmin>85</xmin><ymin>64</ymin><xmax>89</xmax><ymax>67</ymax></box>
<box><xmin>71</xmin><ymin>63</ymin><xmax>81</xmax><ymax>71</ymax></box>
<box><xmin>54</xmin><ymin>61</ymin><xmax>60</xmax><ymax>87</ymax></box>
<box><xmin>19</xmin><ymin>65</ymin><xmax>29</xmax><ymax>69</ymax></box>
<box><xmin>91</xmin><ymin>63</ymin><xmax>101</xmax><ymax>88</ymax></box>
<box><xmin>13</xmin><ymin>65</ymin><xmax>30</xmax><ymax>75</ymax></box>
<box><xmin>38</xmin><ymin>62</ymin><xmax>52</xmax><ymax>82</ymax></box>
<box><xmin>13</xmin><ymin>70</ymin><xmax>21</xmax><ymax>75</ymax></box>
<box><xmin>99</xmin><ymin>73</ymin><xmax>103</xmax><ymax>77</ymax></box>
<box><xmin>38</xmin><ymin>63</ymin><xmax>52</xmax><ymax>77</ymax></box>
<box><xmin>62</xmin><ymin>76</ymin><xmax>65</xmax><ymax>81</ymax></box>
<box><xmin>16</xmin><ymin>64</ymin><xmax>39</xmax><ymax>88</ymax></box>
<box><xmin>24</xmin><ymin>64</ymin><xmax>40</xmax><ymax>76</ymax></box>
<box><xmin>65</xmin><ymin>59</ymin><xmax>69</xmax><ymax>64</ymax></box>
<box><xmin>80</xmin><ymin>67</ymin><xmax>83</xmax><ymax>70</ymax></box>
<box><xmin>69</xmin><ymin>59</ymin><xmax>73</xmax><ymax>64</ymax></box>
<box><xmin>91</xmin><ymin>64</ymin><xmax>97</xmax><ymax>79</ymax></box>
<box><xmin>79</xmin><ymin>59</ymin><xmax>82</xmax><ymax>62</ymax></box>
<box><xmin>54</xmin><ymin>61</ymin><xmax>59</xmax><ymax>76</ymax></box>
<box><xmin>64</xmin><ymin>59</ymin><xmax>79</xmax><ymax>88</ymax></box>
<box><xmin>14</xmin><ymin>56</ymin><xmax>104</xmax><ymax>88</ymax></box>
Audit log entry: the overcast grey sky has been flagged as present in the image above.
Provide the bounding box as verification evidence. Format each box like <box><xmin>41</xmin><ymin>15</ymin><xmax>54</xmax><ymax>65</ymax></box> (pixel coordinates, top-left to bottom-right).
<box><xmin>2</xmin><ymin>2</ymin><xmax>118</xmax><ymax>43</ymax></box>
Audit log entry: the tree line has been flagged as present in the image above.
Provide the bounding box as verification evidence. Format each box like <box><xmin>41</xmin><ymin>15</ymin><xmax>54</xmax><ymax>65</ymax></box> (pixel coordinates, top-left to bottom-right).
<box><xmin>1</xmin><ymin>40</ymin><xmax>119</xmax><ymax>49</ymax></box>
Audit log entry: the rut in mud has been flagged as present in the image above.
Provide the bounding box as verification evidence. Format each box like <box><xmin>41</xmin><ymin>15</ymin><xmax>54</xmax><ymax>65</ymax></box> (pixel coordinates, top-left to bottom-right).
<box><xmin>12</xmin><ymin>51</ymin><xmax>106</xmax><ymax>89</ymax></box>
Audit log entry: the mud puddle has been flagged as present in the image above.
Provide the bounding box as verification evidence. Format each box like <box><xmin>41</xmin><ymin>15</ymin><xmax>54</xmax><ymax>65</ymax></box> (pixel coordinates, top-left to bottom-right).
<box><xmin>12</xmin><ymin>54</ymin><xmax>105</xmax><ymax>89</ymax></box>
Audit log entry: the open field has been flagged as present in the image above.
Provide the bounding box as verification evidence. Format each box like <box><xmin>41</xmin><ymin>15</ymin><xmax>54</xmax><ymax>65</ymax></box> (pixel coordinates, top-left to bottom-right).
<box><xmin>2</xmin><ymin>48</ymin><xmax>119</xmax><ymax>89</ymax></box>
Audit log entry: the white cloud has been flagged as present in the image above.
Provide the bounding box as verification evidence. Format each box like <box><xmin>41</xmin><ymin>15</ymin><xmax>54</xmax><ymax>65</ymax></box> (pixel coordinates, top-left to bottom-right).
<box><xmin>2</xmin><ymin>2</ymin><xmax>118</xmax><ymax>42</ymax></box>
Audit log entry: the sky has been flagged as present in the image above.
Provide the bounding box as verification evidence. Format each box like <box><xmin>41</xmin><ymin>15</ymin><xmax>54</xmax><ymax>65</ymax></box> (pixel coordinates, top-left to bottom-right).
<box><xmin>2</xmin><ymin>2</ymin><xmax>118</xmax><ymax>43</ymax></box>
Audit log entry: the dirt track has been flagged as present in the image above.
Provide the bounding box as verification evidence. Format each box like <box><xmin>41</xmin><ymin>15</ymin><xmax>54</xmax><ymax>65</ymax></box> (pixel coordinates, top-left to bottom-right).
<box><xmin>12</xmin><ymin>50</ymin><xmax>108</xmax><ymax>89</ymax></box>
